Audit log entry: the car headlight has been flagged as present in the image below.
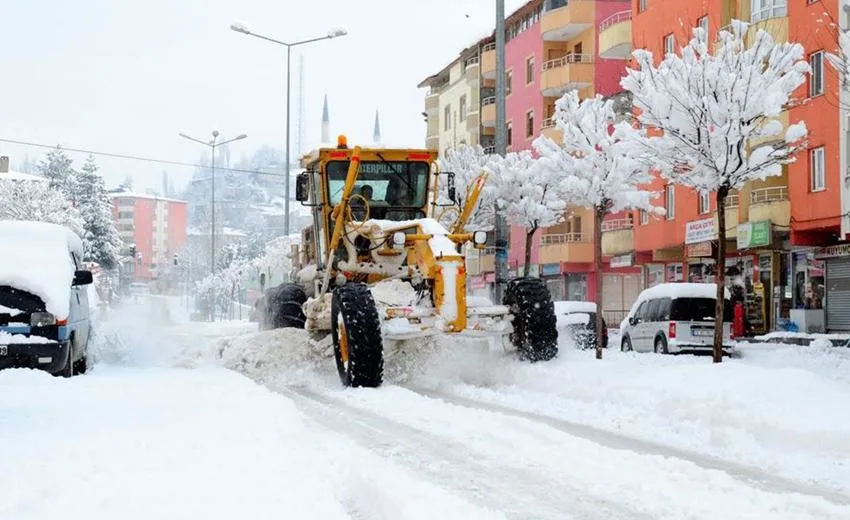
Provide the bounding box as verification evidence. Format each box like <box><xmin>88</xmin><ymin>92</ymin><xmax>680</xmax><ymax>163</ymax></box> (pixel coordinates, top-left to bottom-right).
<box><xmin>30</xmin><ymin>312</ymin><xmax>56</xmax><ymax>327</ymax></box>
<box><xmin>473</xmin><ymin>231</ymin><xmax>487</xmax><ymax>246</ymax></box>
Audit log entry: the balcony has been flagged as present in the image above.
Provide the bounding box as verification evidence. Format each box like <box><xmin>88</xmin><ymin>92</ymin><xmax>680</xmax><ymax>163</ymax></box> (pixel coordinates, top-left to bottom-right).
<box><xmin>541</xmin><ymin>1</ymin><xmax>594</xmax><ymax>42</ymax></box>
<box><xmin>598</xmin><ymin>11</ymin><xmax>632</xmax><ymax>60</ymax></box>
<box><xmin>466</xmin><ymin>111</ymin><xmax>480</xmax><ymax>132</ymax></box>
<box><xmin>481</xmin><ymin>42</ymin><xmax>496</xmax><ymax>79</ymax></box>
<box><xmin>465</xmin><ymin>56</ymin><xmax>480</xmax><ymax>84</ymax></box>
<box><xmin>749</xmin><ymin>186</ymin><xmax>790</xmax><ymax>227</ymax></box>
<box><xmin>601</xmin><ymin>217</ymin><xmax>634</xmax><ymax>256</ymax></box>
<box><xmin>481</xmin><ymin>96</ymin><xmax>496</xmax><ymax>127</ymax></box>
<box><xmin>539</xmin><ymin>232</ymin><xmax>594</xmax><ymax>263</ymax></box>
<box><xmin>424</xmin><ymin>94</ymin><xmax>439</xmax><ymax>117</ymax></box>
<box><xmin>540</xmin><ymin>54</ymin><xmax>594</xmax><ymax>97</ymax></box>
<box><xmin>482</xmin><ymin>145</ymin><xmax>496</xmax><ymax>154</ymax></box>
<box><xmin>540</xmin><ymin>117</ymin><xmax>561</xmax><ymax>142</ymax></box>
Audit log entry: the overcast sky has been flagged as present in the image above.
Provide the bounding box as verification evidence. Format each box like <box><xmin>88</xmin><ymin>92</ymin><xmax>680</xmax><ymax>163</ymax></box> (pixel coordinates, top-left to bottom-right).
<box><xmin>0</xmin><ymin>0</ymin><xmax>526</xmax><ymax>192</ymax></box>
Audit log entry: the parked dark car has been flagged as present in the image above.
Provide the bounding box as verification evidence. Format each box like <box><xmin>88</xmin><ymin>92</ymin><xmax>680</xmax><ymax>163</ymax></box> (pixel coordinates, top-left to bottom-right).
<box><xmin>554</xmin><ymin>301</ymin><xmax>608</xmax><ymax>350</ymax></box>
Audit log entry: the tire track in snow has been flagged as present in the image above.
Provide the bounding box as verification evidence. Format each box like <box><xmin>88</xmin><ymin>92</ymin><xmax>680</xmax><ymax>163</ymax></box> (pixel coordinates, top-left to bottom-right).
<box><xmin>280</xmin><ymin>386</ymin><xmax>651</xmax><ymax>520</ymax></box>
<box><xmin>407</xmin><ymin>385</ymin><xmax>850</xmax><ymax>507</ymax></box>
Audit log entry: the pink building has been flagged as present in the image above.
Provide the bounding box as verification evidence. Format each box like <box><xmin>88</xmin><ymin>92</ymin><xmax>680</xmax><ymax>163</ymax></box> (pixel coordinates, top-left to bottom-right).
<box><xmin>110</xmin><ymin>191</ymin><xmax>188</xmax><ymax>281</ymax></box>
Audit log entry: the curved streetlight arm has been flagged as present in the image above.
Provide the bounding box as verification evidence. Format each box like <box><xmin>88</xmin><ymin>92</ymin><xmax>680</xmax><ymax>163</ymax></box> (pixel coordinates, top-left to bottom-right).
<box><xmin>179</xmin><ymin>132</ymin><xmax>211</xmax><ymax>147</ymax></box>
<box><xmin>218</xmin><ymin>134</ymin><xmax>248</xmax><ymax>147</ymax></box>
<box><xmin>231</xmin><ymin>24</ymin><xmax>347</xmax><ymax>48</ymax></box>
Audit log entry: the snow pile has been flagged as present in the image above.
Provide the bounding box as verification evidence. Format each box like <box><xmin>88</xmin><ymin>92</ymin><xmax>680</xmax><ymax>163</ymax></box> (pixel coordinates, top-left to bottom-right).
<box><xmin>370</xmin><ymin>278</ymin><xmax>419</xmax><ymax>307</ymax></box>
<box><xmin>0</xmin><ymin>304</ymin><xmax>23</xmax><ymax>316</ymax></box>
<box><xmin>0</xmin><ymin>331</ymin><xmax>57</xmax><ymax>344</ymax></box>
<box><xmin>408</xmin><ymin>343</ymin><xmax>850</xmax><ymax>495</ymax></box>
<box><xmin>0</xmin><ymin>221</ymin><xmax>83</xmax><ymax>318</ymax></box>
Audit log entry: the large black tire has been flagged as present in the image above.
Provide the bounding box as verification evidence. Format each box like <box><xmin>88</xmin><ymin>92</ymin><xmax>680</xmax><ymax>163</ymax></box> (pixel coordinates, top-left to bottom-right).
<box><xmin>60</xmin><ymin>342</ymin><xmax>74</xmax><ymax>378</ymax></box>
<box><xmin>331</xmin><ymin>283</ymin><xmax>384</xmax><ymax>388</ymax></box>
<box><xmin>263</xmin><ymin>283</ymin><xmax>307</xmax><ymax>330</ymax></box>
<box><xmin>504</xmin><ymin>278</ymin><xmax>558</xmax><ymax>362</ymax></box>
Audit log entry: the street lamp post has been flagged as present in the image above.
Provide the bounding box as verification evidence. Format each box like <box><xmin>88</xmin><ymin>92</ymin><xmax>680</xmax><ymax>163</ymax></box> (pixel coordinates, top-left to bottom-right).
<box><xmin>178</xmin><ymin>130</ymin><xmax>247</xmax><ymax>275</ymax></box>
<box><xmin>230</xmin><ymin>21</ymin><xmax>348</xmax><ymax>235</ymax></box>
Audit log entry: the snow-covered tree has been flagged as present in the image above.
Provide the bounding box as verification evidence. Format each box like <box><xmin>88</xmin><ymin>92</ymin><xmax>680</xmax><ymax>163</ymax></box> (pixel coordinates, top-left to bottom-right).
<box><xmin>534</xmin><ymin>90</ymin><xmax>660</xmax><ymax>359</ymax></box>
<box><xmin>0</xmin><ymin>179</ymin><xmax>84</xmax><ymax>237</ymax></box>
<box><xmin>77</xmin><ymin>155</ymin><xmax>122</xmax><ymax>269</ymax></box>
<box><xmin>38</xmin><ymin>146</ymin><xmax>78</xmax><ymax>203</ymax></box>
<box><xmin>487</xmin><ymin>150</ymin><xmax>566</xmax><ymax>272</ymax></box>
<box><xmin>621</xmin><ymin>21</ymin><xmax>809</xmax><ymax>363</ymax></box>
<box><xmin>436</xmin><ymin>145</ymin><xmax>496</xmax><ymax>230</ymax></box>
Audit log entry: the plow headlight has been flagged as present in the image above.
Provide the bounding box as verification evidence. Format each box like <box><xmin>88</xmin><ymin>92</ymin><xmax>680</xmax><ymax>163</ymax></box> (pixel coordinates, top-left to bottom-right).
<box><xmin>392</xmin><ymin>232</ymin><xmax>407</xmax><ymax>248</ymax></box>
<box><xmin>473</xmin><ymin>231</ymin><xmax>488</xmax><ymax>246</ymax></box>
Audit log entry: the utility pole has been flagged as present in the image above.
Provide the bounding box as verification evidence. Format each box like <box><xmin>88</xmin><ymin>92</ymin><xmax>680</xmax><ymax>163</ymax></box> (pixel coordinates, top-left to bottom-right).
<box><xmin>494</xmin><ymin>0</ymin><xmax>509</xmax><ymax>301</ymax></box>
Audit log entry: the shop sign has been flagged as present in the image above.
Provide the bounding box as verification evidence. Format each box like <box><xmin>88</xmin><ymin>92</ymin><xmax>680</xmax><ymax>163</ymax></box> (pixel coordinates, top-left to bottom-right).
<box><xmin>737</xmin><ymin>220</ymin><xmax>771</xmax><ymax>249</ymax></box>
<box><xmin>816</xmin><ymin>244</ymin><xmax>850</xmax><ymax>259</ymax></box>
<box><xmin>484</xmin><ymin>272</ymin><xmax>496</xmax><ymax>283</ymax></box>
<box><xmin>470</xmin><ymin>275</ymin><xmax>486</xmax><ymax>290</ymax></box>
<box><xmin>610</xmin><ymin>254</ymin><xmax>633</xmax><ymax>268</ymax></box>
<box><xmin>686</xmin><ymin>241</ymin><xmax>712</xmax><ymax>258</ymax></box>
<box><xmin>541</xmin><ymin>263</ymin><xmax>561</xmax><ymax>276</ymax></box>
<box><xmin>685</xmin><ymin>217</ymin><xmax>716</xmax><ymax>245</ymax></box>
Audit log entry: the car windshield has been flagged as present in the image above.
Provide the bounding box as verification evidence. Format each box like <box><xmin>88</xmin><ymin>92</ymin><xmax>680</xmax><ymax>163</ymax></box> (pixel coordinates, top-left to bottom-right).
<box><xmin>670</xmin><ymin>297</ymin><xmax>734</xmax><ymax>322</ymax></box>
<box><xmin>326</xmin><ymin>160</ymin><xmax>430</xmax><ymax>208</ymax></box>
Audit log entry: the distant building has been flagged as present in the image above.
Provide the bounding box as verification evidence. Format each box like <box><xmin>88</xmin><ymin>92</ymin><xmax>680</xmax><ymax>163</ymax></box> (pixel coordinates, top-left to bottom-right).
<box><xmin>0</xmin><ymin>155</ymin><xmax>47</xmax><ymax>182</ymax></box>
<box><xmin>109</xmin><ymin>190</ymin><xmax>188</xmax><ymax>281</ymax></box>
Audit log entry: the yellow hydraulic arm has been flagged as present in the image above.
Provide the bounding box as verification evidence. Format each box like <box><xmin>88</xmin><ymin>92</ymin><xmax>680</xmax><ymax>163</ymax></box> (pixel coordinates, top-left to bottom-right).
<box><xmin>451</xmin><ymin>172</ymin><xmax>488</xmax><ymax>234</ymax></box>
<box><xmin>320</xmin><ymin>146</ymin><xmax>362</xmax><ymax>295</ymax></box>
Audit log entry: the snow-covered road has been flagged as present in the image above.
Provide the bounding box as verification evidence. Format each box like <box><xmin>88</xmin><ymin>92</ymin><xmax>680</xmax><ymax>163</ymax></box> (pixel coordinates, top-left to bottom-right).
<box><xmin>3</xmin><ymin>296</ymin><xmax>850</xmax><ymax>519</ymax></box>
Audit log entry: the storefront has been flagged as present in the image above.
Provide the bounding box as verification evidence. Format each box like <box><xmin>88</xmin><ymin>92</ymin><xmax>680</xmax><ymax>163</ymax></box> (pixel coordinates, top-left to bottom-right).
<box><xmin>816</xmin><ymin>245</ymin><xmax>850</xmax><ymax>332</ymax></box>
<box><xmin>790</xmin><ymin>250</ymin><xmax>825</xmax><ymax>332</ymax></box>
<box><xmin>684</xmin><ymin>217</ymin><xmax>717</xmax><ymax>283</ymax></box>
<box><xmin>602</xmin><ymin>254</ymin><xmax>643</xmax><ymax>322</ymax></box>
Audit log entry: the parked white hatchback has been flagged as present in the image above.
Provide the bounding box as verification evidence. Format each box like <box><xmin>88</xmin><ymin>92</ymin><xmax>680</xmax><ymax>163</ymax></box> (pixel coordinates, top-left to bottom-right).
<box><xmin>619</xmin><ymin>283</ymin><xmax>735</xmax><ymax>355</ymax></box>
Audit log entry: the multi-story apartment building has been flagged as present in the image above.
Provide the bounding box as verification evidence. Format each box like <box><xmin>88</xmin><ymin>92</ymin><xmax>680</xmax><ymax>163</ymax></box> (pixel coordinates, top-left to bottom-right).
<box><xmin>621</xmin><ymin>0</ymin><xmax>847</xmax><ymax>332</ymax></box>
<box><xmin>110</xmin><ymin>191</ymin><xmax>188</xmax><ymax>282</ymax></box>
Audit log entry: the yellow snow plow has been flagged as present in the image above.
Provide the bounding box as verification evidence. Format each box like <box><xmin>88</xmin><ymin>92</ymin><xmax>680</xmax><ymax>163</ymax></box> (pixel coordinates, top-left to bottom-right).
<box><xmin>271</xmin><ymin>135</ymin><xmax>557</xmax><ymax>387</ymax></box>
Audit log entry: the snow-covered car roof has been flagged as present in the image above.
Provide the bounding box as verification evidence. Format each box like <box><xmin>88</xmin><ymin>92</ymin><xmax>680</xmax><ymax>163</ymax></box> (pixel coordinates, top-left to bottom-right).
<box><xmin>554</xmin><ymin>301</ymin><xmax>597</xmax><ymax>314</ymax></box>
<box><xmin>621</xmin><ymin>283</ymin><xmax>732</xmax><ymax>330</ymax></box>
<box><xmin>0</xmin><ymin>221</ymin><xmax>84</xmax><ymax>318</ymax></box>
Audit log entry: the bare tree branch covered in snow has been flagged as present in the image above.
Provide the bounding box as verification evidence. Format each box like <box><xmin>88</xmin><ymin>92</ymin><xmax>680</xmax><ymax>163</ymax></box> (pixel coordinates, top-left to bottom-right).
<box><xmin>534</xmin><ymin>90</ymin><xmax>659</xmax><ymax>359</ymax></box>
<box><xmin>621</xmin><ymin>21</ymin><xmax>810</xmax><ymax>363</ymax></box>
<box><xmin>436</xmin><ymin>145</ymin><xmax>497</xmax><ymax>230</ymax></box>
<box><xmin>0</xmin><ymin>180</ymin><xmax>84</xmax><ymax>238</ymax></box>
<box><xmin>487</xmin><ymin>150</ymin><xmax>566</xmax><ymax>271</ymax></box>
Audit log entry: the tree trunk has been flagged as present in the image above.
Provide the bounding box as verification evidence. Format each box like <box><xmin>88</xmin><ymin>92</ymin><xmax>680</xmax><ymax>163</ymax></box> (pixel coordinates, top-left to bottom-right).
<box><xmin>713</xmin><ymin>188</ymin><xmax>729</xmax><ymax>364</ymax></box>
<box><xmin>595</xmin><ymin>206</ymin><xmax>604</xmax><ymax>360</ymax></box>
<box><xmin>524</xmin><ymin>226</ymin><xmax>537</xmax><ymax>277</ymax></box>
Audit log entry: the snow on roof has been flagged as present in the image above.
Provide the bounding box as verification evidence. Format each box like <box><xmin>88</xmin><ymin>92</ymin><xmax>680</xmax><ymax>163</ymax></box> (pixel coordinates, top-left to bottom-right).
<box><xmin>0</xmin><ymin>221</ymin><xmax>85</xmax><ymax>318</ymax></box>
<box><xmin>0</xmin><ymin>170</ymin><xmax>48</xmax><ymax>182</ymax></box>
<box><xmin>554</xmin><ymin>301</ymin><xmax>597</xmax><ymax>314</ymax></box>
<box><xmin>109</xmin><ymin>190</ymin><xmax>187</xmax><ymax>204</ymax></box>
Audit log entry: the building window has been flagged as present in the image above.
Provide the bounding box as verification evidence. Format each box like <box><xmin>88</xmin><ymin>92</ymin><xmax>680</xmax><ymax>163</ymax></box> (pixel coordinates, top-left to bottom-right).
<box><xmin>698</xmin><ymin>15</ymin><xmax>709</xmax><ymax>37</ymax></box>
<box><xmin>526</xmin><ymin>56</ymin><xmax>535</xmax><ymax>84</ymax></box>
<box><xmin>810</xmin><ymin>146</ymin><xmax>825</xmax><ymax>191</ymax></box>
<box><xmin>699</xmin><ymin>191</ymin><xmax>711</xmax><ymax>214</ymax></box>
<box><xmin>639</xmin><ymin>0</ymin><xmax>648</xmax><ymax>13</ymax></box>
<box><xmin>507</xmin><ymin>123</ymin><xmax>513</xmax><ymax>147</ymax></box>
<box><xmin>809</xmin><ymin>51</ymin><xmax>824</xmax><ymax>97</ymax></box>
<box><xmin>751</xmin><ymin>0</ymin><xmax>787</xmax><ymax>23</ymax></box>
<box><xmin>664</xmin><ymin>34</ymin><xmax>675</xmax><ymax>56</ymax></box>
<box><xmin>506</xmin><ymin>71</ymin><xmax>513</xmax><ymax>95</ymax></box>
<box><xmin>459</xmin><ymin>95</ymin><xmax>467</xmax><ymax>120</ymax></box>
<box><xmin>526</xmin><ymin>110</ymin><xmax>534</xmax><ymax>138</ymax></box>
<box><xmin>444</xmin><ymin>105</ymin><xmax>451</xmax><ymax>131</ymax></box>
<box><xmin>639</xmin><ymin>209</ymin><xmax>649</xmax><ymax>225</ymax></box>
<box><xmin>665</xmin><ymin>184</ymin><xmax>675</xmax><ymax>219</ymax></box>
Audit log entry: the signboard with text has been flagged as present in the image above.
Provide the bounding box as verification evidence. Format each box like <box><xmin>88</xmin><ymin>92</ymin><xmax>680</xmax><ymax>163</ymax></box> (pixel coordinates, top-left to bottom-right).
<box><xmin>685</xmin><ymin>218</ymin><xmax>716</xmax><ymax>245</ymax></box>
<box><xmin>737</xmin><ymin>220</ymin><xmax>771</xmax><ymax>249</ymax></box>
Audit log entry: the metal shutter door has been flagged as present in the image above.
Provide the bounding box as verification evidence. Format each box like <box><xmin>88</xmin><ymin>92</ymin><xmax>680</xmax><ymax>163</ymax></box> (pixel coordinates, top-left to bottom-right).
<box><xmin>623</xmin><ymin>274</ymin><xmax>642</xmax><ymax>312</ymax></box>
<box><xmin>827</xmin><ymin>258</ymin><xmax>850</xmax><ymax>332</ymax></box>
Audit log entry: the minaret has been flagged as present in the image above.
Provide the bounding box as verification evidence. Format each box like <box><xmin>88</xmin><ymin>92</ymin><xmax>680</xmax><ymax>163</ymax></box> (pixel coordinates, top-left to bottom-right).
<box><xmin>373</xmin><ymin>109</ymin><xmax>381</xmax><ymax>145</ymax></box>
<box><xmin>321</xmin><ymin>94</ymin><xmax>330</xmax><ymax>144</ymax></box>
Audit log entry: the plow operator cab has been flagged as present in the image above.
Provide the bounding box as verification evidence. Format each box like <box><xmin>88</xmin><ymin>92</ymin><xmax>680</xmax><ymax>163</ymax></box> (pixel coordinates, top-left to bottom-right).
<box><xmin>279</xmin><ymin>135</ymin><xmax>557</xmax><ymax>388</ymax></box>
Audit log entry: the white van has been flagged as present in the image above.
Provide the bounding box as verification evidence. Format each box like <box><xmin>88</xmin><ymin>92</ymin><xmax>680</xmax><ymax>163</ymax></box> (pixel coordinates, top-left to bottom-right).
<box><xmin>619</xmin><ymin>283</ymin><xmax>735</xmax><ymax>355</ymax></box>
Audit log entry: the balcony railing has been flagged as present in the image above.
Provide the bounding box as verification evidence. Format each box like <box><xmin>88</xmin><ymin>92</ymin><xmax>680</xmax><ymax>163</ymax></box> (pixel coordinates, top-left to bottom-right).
<box><xmin>541</xmin><ymin>117</ymin><xmax>556</xmax><ymax>129</ymax></box>
<box><xmin>750</xmin><ymin>186</ymin><xmax>788</xmax><ymax>204</ymax></box>
<box><xmin>541</xmin><ymin>232</ymin><xmax>587</xmax><ymax>245</ymax></box>
<box><xmin>725</xmin><ymin>194</ymin><xmax>740</xmax><ymax>208</ymax></box>
<box><xmin>482</xmin><ymin>42</ymin><xmax>496</xmax><ymax>52</ymax></box>
<box><xmin>465</xmin><ymin>56</ymin><xmax>480</xmax><ymax>67</ymax></box>
<box><xmin>428</xmin><ymin>83</ymin><xmax>449</xmax><ymax>96</ymax></box>
<box><xmin>751</xmin><ymin>3</ymin><xmax>787</xmax><ymax>23</ymax></box>
<box><xmin>599</xmin><ymin>10</ymin><xmax>631</xmax><ymax>32</ymax></box>
<box><xmin>542</xmin><ymin>53</ymin><xmax>594</xmax><ymax>70</ymax></box>
<box><xmin>483</xmin><ymin>146</ymin><xmax>496</xmax><ymax>154</ymax></box>
<box><xmin>482</xmin><ymin>96</ymin><xmax>496</xmax><ymax>106</ymax></box>
<box><xmin>601</xmin><ymin>217</ymin><xmax>634</xmax><ymax>232</ymax></box>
